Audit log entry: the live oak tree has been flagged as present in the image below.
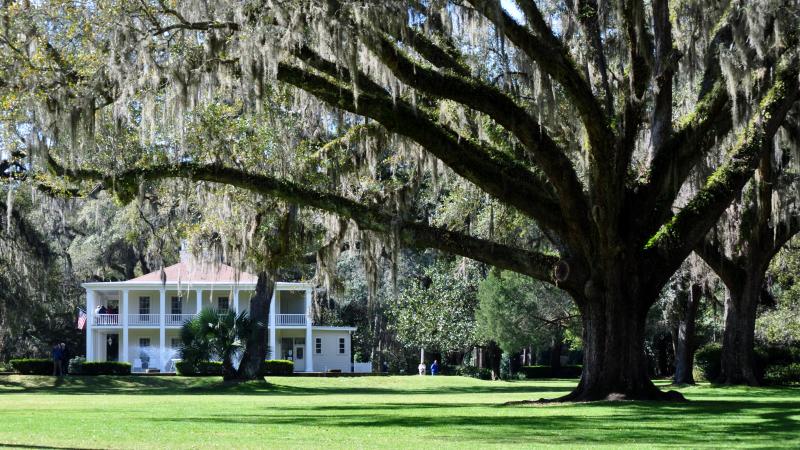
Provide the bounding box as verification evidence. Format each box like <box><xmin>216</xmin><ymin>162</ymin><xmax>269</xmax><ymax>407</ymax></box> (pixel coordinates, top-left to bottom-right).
<box><xmin>697</xmin><ymin>114</ymin><xmax>800</xmax><ymax>385</ymax></box>
<box><xmin>3</xmin><ymin>0</ymin><xmax>800</xmax><ymax>400</ymax></box>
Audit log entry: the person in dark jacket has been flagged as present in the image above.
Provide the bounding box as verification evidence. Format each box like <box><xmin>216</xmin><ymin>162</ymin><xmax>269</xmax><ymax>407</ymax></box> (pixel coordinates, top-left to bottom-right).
<box><xmin>52</xmin><ymin>344</ymin><xmax>63</xmax><ymax>376</ymax></box>
<box><xmin>430</xmin><ymin>360</ymin><xmax>439</xmax><ymax>376</ymax></box>
<box><xmin>60</xmin><ymin>343</ymin><xmax>69</xmax><ymax>375</ymax></box>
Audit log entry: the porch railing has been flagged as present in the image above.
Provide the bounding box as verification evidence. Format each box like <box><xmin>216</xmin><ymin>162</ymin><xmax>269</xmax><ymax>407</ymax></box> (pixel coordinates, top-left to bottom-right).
<box><xmin>166</xmin><ymin>314</ymin><xmax>196</xmax><ymax>326</ymax></box>
<box><xmin>128</xmin><ymin>314</ymin><xmax>160</xmax><ymax>326</ymax></box>
<box><xmin>276</xmin><ymin>314</ymin><xmax>306</xmax><ymax>326</ymax></box>
<box><xmin>94</xmin><ymin>314</ymin><xmax>120</xmax><ymax>326</ymax></box>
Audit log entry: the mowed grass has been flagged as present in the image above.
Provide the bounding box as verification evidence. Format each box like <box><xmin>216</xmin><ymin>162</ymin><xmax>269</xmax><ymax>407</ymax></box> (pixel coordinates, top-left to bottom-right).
<box><xmin>0</xmin><ymin>375</ymin><xmax>799</xmax><ymax>449</ymax></box>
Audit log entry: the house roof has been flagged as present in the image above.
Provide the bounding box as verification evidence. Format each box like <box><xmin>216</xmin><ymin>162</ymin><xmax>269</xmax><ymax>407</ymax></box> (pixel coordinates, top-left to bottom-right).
<box><xmin>125</xmin><ymin>261</ymin><xmax>258</xmax><ymax>284</ymax></box>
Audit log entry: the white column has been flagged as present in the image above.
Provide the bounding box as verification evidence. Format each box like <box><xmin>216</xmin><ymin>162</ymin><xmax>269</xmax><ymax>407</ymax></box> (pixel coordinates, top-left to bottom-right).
<box><xmin>122</xmin><ymin>288</ymin><xmax>129</xmax><ymax>364</ymax></box>
<box><xmin>233</xmin><ymin>288</ymin><xmax>239</xmax><ymax>314</ymax></box>
<box><xmin>305</xmin><ymin>287</ymin><xmax>313</xmax><ymax>372</ymax></box>
<box><xmin>268</xmin><ymin>291</ymin><xmax>276</xmax><ymax>360</ymax></box>
<box><xmin>196</xmin><ymin>288</ymin><xmax>202</xmax><ymax>314</ymax></box>
<box><xmin>86</xmin><ymin>289</ymin><xmax>95</xmax><ymax>361</ymax></box>
<box><xmin>159</xmin><ymin>287</ymin><xmax>166</xmax><ymax>371</ymax></box>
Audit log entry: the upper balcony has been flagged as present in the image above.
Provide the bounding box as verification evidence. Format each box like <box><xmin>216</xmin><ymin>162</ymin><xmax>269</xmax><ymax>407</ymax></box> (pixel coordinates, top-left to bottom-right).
<box><xmin>276</xmin><ymin>314</ymin><xmax>306</xmax><ymax>326</ymax></box>
<box><xmin>92</xmin><ymin>313</ymin><xmax>197</xmax><ymax>328</ymax></box>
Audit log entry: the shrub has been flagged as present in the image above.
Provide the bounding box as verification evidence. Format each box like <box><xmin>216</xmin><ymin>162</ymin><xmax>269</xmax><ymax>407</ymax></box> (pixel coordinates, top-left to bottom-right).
<box><xmin>520</xmin><ymin>365</ymin><xmax>582</xmax><ymax>378</ymax></box>
<box><xmin>457</xmin><ymin>365</ymin><xmax>492</xmax><ymax>380</ymax></box>
<box><xmin>68</xmin><ymin>357</ymin><xmax>87</xmax><ymax>375</ymax></box>
<box><xmin>175</xmin><ymin>361</ymin><xmax>224</xmax><ymax>376</ymax></box>
<box><xmin>10</xmin><ymin>359</ymin><xmax>52</xmax><ymax>375</ymax></box>
<box><xmin>763</xmin><ymin>363</ymin><xmax>800</xmax><ymax>385</ymax></box>
<box><xmin>80</xmin><ymin>362</ymin><xmax>131</xmax><ymax>375</ymax></box>
<box><xmin>694</xmin><ymin>344</ymin><xmax>722</xmax><ymax>382</ymax></box>
<box><xmin>262</xmin><ymin>359</ymin><xmax>294</xmax><ymax>375</ymax></box>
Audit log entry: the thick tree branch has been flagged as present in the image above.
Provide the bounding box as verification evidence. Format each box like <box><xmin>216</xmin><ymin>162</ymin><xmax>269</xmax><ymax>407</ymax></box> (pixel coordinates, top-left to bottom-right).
<box><xmin>48</xmin><ymin>160</ymin><xmax>572</xmax><ymax>290</ymax></box>
<box><xmin>276</xmin><ymin>61</ymin><xmax>567</xmax><ymax>233</ymax></box>
<box><xmin>567</xmin><ymin>0</ymin><xmax>613</xmax><ymax>112</ymax></box>
<box><xmin>694</xmin><ymin>242</ymin><xmax>744</xmax><ymax>291</ymax></box>
<box><xmin>361</xmin><ymin>32</ymin><xmax>592</xmax><ymax>250</ymax></box>
<box><xmin>644</xmin><ymin>57</ymin><xmax>800</xmax><ymax>272</ymax></box>
<box><xmin>467</xmin><ymin>0</ymin><xmax>612</xmax><ymax>156</ymax></box>
<box><xmin>636</xmin><ymin>8</ymin><xmax>735</xmax><ymax>233</ymax></box>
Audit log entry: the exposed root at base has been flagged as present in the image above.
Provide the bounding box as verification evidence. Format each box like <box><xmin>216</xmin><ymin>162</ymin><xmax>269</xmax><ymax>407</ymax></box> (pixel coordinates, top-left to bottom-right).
<box><xmin>504</xmin><ymin>389</ymin><xmax>687</xmax><ymax>405</ymax></box>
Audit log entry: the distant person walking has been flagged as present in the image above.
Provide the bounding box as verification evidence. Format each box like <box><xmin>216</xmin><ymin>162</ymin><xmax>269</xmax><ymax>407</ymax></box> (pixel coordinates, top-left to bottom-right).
<box><xmin>52</xmin><ymin>343</ymin><xmax>63</xmax><ymax>376</ymax></box>
<box><xmin>418</xmin><ymin>362</ymin><xmax>426</xmax><ymax>376</ymax></box>
<box><xmin>430</xmin><ymin>360</ymin><xmax>439</xmax><ymax>376</ymax></box>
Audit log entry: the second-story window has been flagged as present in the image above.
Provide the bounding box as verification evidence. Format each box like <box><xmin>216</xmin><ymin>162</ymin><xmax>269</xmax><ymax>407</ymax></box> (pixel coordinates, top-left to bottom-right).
<box><xmin>139</xmin><ymin>297</ymin><xmax>150</xmax><ymax>315</ymax></box>
<box><xmin>315</xmin><ymin>338</ymin><xmax>322</xmax><ymax>354</ymax></box>
<box><xmin>217</xmin><ymin>296</ymin><xmax>229</xmax><ymax>313</ymax></box>
<box><xmin>171</xmin><ymin>297</ymin><xmax>182</xmax><ymax>315</ymax></box>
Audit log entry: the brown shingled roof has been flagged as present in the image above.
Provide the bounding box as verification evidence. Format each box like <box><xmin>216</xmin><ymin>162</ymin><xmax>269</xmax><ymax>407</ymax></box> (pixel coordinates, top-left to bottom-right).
<box><xmin>125</xmin><ymin>262</ymin><xmax>257</xmax><ymax>284</ymax></box>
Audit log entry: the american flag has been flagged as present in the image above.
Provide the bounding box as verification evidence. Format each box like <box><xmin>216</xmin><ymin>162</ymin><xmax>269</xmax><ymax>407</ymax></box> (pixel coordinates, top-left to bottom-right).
<box><xmin>76</xmin><ymin>308</ymin><xmax>87</xmax><ymax>330</ymax></box>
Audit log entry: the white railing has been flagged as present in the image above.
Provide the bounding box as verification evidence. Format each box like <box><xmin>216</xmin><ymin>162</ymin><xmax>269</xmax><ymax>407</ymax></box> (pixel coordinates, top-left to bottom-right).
<box><xmin>276</xmin><ymin>314</ymin><xmax>306</xmax><ymax>326</ymax></box>
<box><xmin>94</xmin><ymin>314</ymin><xmax>120</xmax><ymax>326</ymax></box>
<box><xmin>128</xmin><ymin>314</ymin><xmax>160</xmax><ymax>326</ymax></box>
<box><xmin>166</xmin><ymin>314</ymin><xmax>196</xmax><ymax>326</ymax></box>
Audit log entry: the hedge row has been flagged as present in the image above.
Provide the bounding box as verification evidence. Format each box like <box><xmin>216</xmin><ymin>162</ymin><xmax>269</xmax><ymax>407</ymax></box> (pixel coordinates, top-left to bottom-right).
<box><xmin>694</xmin><ymin>344</ymin><xmax>800</xmax><ymax>384</ymax></box>
<box><xmin>263</xmin><ymin>359</ymin><xmax>294</xmax><ymax>375</ymax></box>
<box><xmin>520</xmin><ymin>365</ymin><xmax>583</xmax><ymax>378</ymax></box>
<box><xmin>764</xmin><ymin>363</ymin><xmax>800</xmax><ymax>385</ymax></box>
<box><xmin>10</xmin><ymin>359</ymin><xmax>52</xmax><ymax>375</ymax></box>
<box><xmin>175</xmin><ymin>361</ymin><xmax>224</xmax><ymax>376</ymax></box>
<box><xmin>175</xmin><ymin>360</ymin><xmax>295</xmax><ymax>376</ymax></box>
<box><xmin>76</xmin><ymin>362</ymin><xmax>131</xmax><ymax>375</ymax></box>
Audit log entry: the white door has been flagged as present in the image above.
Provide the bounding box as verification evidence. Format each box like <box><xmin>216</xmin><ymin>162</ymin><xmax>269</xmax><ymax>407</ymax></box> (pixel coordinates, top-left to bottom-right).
<box><xmin>294</xmin><ymin>344</ymin><xmax>305</xmax><ymax>372</ymax></box>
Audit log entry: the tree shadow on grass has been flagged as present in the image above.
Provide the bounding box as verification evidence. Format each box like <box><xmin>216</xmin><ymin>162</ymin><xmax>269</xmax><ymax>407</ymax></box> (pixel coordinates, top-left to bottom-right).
<box><xmin>146</xmin><ymin>399</ymin><xmax>800</xmax><ymax>447</ymax></box>
<box><xmin>0</xmin><ymin>375</ymin><xmax>572</xmax><ymax>397</ymax></box>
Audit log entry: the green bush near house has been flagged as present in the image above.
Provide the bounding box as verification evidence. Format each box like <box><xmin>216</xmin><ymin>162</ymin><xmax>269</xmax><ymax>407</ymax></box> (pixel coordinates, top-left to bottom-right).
<box><xmin>457</xmin><ymin>365</ymin><xmax>492</xmax><ymax>380</ymax></box>
<box><xmin>175</xmin><ymin>361</ymin><xmax>224</xmax><ymax>376</ymax></box>
<box><xmin>520</xmin><ymin>365</ymin><xmax>583</xmax><ymax>378</ymax></box>
<box><xmin>262</xmin><ymin>360</ymin><xmax>294</xmax><ymax>375</ymax></box>
<box><xmin>694</xmin><ymin>344</ymin><xmax>722</xmax><ymax>382</ymax></box>
<box><xmin>764</xmin><ymin>363</ymin><xmax>800</xmax><ymax>385</ymax></box>
<box><xmin>80</xmin><ymin>362</ymin><xmax>131</xmax><ymax>375</ymax></box>
<box><xmin>10</xmin><ymin>359</ymin><xmax>52</xmax><ymax>375</ymax></box>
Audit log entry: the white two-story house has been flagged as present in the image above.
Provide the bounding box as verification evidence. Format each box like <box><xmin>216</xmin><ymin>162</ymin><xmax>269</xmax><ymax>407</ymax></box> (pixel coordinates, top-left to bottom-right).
<box><xmin>82</xmin><ymin>257</ymin><xmax>357</xmax><ymax>373</ymax></box>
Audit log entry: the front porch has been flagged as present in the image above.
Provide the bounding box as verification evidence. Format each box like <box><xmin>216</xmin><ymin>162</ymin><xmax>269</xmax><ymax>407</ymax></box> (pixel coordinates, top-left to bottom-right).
<box><xmin>90</xmin><ymin>329</ymin><xmax>182</xmax><ymax>373</ymax></box>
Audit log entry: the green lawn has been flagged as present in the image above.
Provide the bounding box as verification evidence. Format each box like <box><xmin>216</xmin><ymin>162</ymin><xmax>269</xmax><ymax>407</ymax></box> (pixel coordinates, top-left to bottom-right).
<box><xmin>0</xmin><ymin>375</ymin><xmax>798</xmax><ymax>449</ymax></box>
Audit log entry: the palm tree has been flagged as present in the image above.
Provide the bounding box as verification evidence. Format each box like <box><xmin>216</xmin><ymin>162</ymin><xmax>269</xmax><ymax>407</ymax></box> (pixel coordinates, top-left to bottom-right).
<box><xmin>180</xmin><ymin>308</ymin><xmax>253</xmax><ymax>380</ymax></box>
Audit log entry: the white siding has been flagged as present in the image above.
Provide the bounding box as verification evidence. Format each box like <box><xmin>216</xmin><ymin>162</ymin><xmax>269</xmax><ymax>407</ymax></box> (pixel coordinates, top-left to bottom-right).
<box><xmin>311</xmin><ymin>330</ymin><xmax>351</xmax><ymax>372</ymax></box>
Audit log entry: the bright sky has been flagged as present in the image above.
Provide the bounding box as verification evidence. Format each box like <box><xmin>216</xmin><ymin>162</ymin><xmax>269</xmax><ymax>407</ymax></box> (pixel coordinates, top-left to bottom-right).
<box><xmin>500</xmin><ymin>0</ymin><xmax>525</xmax><ymax>23</ymax></box>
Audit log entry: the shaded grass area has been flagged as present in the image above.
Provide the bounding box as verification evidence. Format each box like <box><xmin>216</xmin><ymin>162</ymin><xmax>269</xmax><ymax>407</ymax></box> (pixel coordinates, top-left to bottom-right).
<box><xmin>0</xmin><ymin>375</ymin><xmax>798</xmax><ymax>449</ymax></box>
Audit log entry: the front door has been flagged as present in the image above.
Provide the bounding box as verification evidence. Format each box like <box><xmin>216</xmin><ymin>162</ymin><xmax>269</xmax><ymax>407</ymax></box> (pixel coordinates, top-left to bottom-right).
<box><xmin>106</xmin><ymin>334</ymin><xmax>119</xmax><ymax>362</ymax></box>
<box><xmin>294</xmin><ymin>344</ymin><xmax>305</xmax><ymax>372</ymax></box>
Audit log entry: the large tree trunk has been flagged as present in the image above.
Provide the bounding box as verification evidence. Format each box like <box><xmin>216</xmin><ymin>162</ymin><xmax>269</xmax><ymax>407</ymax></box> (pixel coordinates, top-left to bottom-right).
<box><xmin>236</xmin><ymin>271</ymin><xmax>275</xmax><ymax>380</ymax></box>
<box><xmin>719</xmin><ymin>277</ymin><xmax>762</xmax><ymax>385</ymax></box>
<box><xmin>673</xmin><ymin>284</ymin><xmax>701</xmax><ymax>384</ymax></box>
<box><xmin>556</xmin><ymin>274</ymin><xmax>685</xmax><ymax>402</ymax></box>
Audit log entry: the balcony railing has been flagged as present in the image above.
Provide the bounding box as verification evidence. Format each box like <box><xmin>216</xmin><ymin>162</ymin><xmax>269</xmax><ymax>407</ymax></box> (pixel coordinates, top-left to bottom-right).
<box><xmin>94</xmin><ymin>314</ymin><xmax>120</xmax><ymax>326</ymax></box>
<box><xmin>166</xmin><ymin>314</ymin><xmax>196</xmax><ymax>326</ymax></box>
<box><xmin>129</xmin><ymin>314</ymin><xmax>160</xmax><ymax>326</ymax></box>
<box><xmin>276</xmin><ymin>314</ymin><xmax>306</xmax><ymax>326</ymax></box>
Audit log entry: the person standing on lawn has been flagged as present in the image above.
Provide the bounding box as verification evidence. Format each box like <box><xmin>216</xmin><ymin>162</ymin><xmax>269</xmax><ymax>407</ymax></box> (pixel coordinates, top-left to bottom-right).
<box><xmin>431</xmin><ymin>360</ymin><xmax>439</xmax><ymax>376</ymax></box>
<box><xmin>60</xmin><ymin>343</ymin><xmax>69</xmax><ymax>375</ymax></box>
<box><xmin>52</xmin><ymin>343</ymin><xmax>63</xmax><ymax>376</ymax></box>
